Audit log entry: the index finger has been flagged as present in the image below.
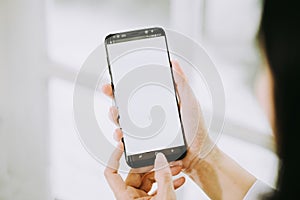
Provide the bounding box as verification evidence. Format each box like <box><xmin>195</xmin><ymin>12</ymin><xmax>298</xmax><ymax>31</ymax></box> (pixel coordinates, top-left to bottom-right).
<box><xmin>104</xmin><ymin>142</ymin><xmax>126</xmax><ymax>196</ymax></box>
<box><xmin>154</xmin><ymin>153</ymin><xmax>176</xmax><ymax>199</ymax></box>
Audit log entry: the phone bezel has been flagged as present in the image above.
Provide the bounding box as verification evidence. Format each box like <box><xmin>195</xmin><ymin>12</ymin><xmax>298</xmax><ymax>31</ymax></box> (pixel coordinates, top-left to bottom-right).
<box><xmin>104</xmin><ymin>27</ymin><xmax>187</xmax><ymax>168</ymax></box>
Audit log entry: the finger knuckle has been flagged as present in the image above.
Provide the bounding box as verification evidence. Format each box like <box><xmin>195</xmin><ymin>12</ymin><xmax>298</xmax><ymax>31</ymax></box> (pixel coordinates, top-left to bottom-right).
<box><xmin>104</xmin><ymin>168</ymin><xmax>111</xmax><ymax>179</ymax></box>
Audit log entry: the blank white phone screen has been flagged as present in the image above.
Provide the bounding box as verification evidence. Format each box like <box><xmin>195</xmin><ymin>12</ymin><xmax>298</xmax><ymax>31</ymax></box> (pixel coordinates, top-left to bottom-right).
<box><xmin>106</xmin><ymin>36</ymin><xmax>185</xmax><ymax>155</ymax></box>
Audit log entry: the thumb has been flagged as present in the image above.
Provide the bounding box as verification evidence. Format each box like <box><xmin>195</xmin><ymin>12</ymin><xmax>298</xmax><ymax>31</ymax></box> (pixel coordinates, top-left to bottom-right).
<box><xmin>154</xmin><ymin>153</ymin><xmax>176</xmax><ymax>200</ymax></box>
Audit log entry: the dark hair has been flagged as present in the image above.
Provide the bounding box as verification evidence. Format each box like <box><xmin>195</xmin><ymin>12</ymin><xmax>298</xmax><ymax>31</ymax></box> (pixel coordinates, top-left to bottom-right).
<box><xmin>259</xmin><ymin>0</ymin><xmax>300</xmax><ymax>199</ymax></box>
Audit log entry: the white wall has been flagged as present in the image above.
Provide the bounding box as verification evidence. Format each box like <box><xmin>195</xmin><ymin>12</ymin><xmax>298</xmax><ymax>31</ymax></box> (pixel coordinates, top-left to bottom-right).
<box><xmin>0</xmin><ymin>0</ymin><xmax>50</xmax><ymax>199</ymax></box>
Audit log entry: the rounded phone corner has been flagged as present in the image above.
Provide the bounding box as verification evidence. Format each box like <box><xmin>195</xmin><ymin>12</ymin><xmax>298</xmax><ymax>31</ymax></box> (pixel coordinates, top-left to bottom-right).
<box><xmin>104</xmin><ymin>34</ymin><xmax>115</xmax><ymax>43</ymax></box>
<box><xmin>178</xmin><ymin>150</ymin><xmax>187</xmax><ymax>160</ymax></box>
<box><xmin>154</xmin><ymin>27</ymin><xmax>166</xmax><ymax>36</ymax></box>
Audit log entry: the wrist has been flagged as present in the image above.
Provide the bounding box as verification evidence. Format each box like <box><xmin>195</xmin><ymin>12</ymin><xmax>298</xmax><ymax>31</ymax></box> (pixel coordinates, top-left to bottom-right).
<box><xmin>182</xmin><ymin>144</ymin><xmax>257</xmax><ymax>200</ymax></box>
<box><xmin>182</xmin><ymin>135</ymin><xmax>219</xmax><ymax>173</ymax></box>
<box><xmin>183</xmin><ymin>144</ymin><xmax>221</xmax><ymax>176</ymax></box>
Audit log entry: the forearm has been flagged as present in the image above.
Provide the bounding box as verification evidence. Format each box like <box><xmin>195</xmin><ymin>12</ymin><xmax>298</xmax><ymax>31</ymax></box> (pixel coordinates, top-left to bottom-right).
<box><xmin>184</xmin><ymin>146</ymin><xmax>256</xmax><ymax>200</ymax></box>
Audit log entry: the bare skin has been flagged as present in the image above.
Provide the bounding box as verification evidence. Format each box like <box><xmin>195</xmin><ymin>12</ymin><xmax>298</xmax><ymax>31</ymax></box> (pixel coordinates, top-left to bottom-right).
<box><xmin>105</xmin><ymin>142</ymin><xmax>185</xmax><ymax>200</ymax></box>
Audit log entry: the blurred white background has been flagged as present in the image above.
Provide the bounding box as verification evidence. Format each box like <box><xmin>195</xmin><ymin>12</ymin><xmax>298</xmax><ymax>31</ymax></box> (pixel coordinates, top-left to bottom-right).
<box><xmin>0</xmin><ymin>0</ymin><xmax>278</xmax><ymax>199</ymax></box>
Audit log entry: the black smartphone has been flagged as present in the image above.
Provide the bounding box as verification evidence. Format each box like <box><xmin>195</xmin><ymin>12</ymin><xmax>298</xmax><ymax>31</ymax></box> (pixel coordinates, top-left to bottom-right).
<box><xmin>104</xmin><ymin>27</ymin><xmax>187</xmax><ymax>168</ymax></box>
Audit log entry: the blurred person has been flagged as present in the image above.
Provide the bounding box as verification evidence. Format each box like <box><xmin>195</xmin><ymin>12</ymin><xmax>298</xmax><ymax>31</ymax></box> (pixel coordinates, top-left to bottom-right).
<box><xmin>103</xmin><ymin>0</ymin><xmax>300</xmax><ymax>199</ymax></box>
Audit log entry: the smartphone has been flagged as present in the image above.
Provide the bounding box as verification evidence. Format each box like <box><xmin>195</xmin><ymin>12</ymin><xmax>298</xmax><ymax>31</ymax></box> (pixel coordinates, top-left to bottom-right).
<box><xmin>104</xmin><ymin>27</ymin><xmax>187</xmax><ymax>168</ymax></box>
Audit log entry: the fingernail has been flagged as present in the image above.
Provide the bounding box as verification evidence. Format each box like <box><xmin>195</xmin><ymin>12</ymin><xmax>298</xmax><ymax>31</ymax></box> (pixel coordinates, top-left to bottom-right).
<box><xmin>155</xmin><ymin>153</ymin><xmax>167</xmax><ymax>167</ymax></box>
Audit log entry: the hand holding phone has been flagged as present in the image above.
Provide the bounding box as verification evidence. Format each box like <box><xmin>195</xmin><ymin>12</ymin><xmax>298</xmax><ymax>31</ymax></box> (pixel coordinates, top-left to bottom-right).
<box><xmin>104</xmin><ymin>142</ymin><xmax>185</xmax><ymax>200</ymax></box>
<box><xmin>103</xmin><ymin>64</ymin><xmax>208</xmax><ymax>173</ymax></box>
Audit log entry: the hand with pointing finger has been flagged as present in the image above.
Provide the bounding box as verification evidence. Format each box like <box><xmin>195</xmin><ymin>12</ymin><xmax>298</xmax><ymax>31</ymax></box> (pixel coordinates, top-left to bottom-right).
<box><xmin>104</xmin><ymin>142</ymin><xmax>185</xmax><ymax>200</ymax></box>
